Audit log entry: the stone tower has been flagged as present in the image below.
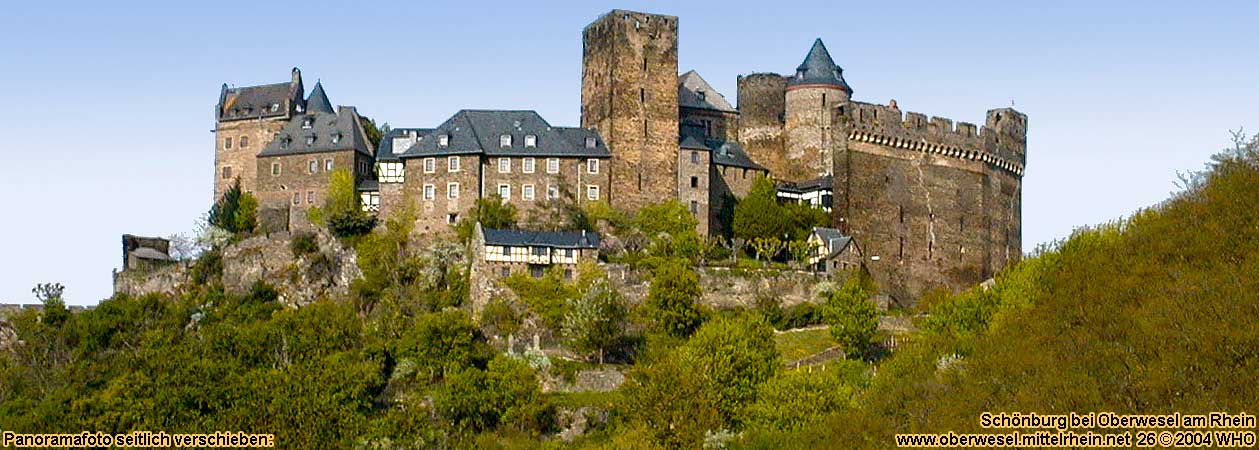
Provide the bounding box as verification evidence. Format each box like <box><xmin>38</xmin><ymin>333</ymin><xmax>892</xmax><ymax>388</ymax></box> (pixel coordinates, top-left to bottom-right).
<box><xmin>783</xmin><ymin>39</ymin><xmax>851</xmax><ymax>182</ymax></box>
<box><xmin>581</xmin><ymin>10</ymin><xmax>680</xmax><ymax>212</ymax></box>
<box><xmin>214</xmin><ymin>68</ymin><xmax>305</xmax><ymax>200</ymax></box>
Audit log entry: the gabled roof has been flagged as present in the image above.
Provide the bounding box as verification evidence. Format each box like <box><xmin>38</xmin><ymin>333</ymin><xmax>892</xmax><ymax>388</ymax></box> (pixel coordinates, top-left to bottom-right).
<box><xmin>375</xmin><ymin>128</ymin><xmax>434</xmax><ymax>162</ymax></box>
<box><xmin>258</xmin><ymin>106</ymin><xmax>372</xmax><ymax>158</ymax></box>
<box><xmin>394</xmin><ymin>110</ymin><xmax>611</xmax><ymax>159</ymax></box>
<box><xmin>789</xmin><ymin>39</ymin><xmax>852</xmax><ymax>93</ymax></box>
<box><xmin>306</xmin><ymin>81</ymin><xmax>334</xmax><ymax>114</ymax></box>
<box><xmin>678</xmin><ymin>127</ymin><xmax>766</xmax><ymax>171</ymax></box>
<box><xmin>813</xmin><ymin>227</ymin><xmax>853</xmax><ymax>258</ymax></box>
<box><xmin>678</xmin><ymin>70</ymin><xmax>737</xmax><ymax>113</ymax></box>
<box><xmin>482</xmin><ymin>227</ymin><xmax>601</xmax><ymax>249</ymax></box>
<box><xmin>217</xmin><ymin>68</ymin><xmax>304</xmax><ymax>121</ymax></box>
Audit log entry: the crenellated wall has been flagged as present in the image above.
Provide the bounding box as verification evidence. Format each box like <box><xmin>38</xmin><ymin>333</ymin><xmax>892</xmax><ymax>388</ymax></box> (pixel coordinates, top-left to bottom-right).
<box><xmin>832</xmin><ymin>101</ymin><xmax>1025</xmax><ymax>305</ymax></box>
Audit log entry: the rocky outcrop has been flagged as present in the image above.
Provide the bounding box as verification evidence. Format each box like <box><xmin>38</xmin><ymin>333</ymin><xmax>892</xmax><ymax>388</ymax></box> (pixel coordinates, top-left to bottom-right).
<box><xmin>114</xmin><ymin>231</ymin><xmax>361</xmax><ymax>308</ymax></box>
<box><xmin>541</xmin><ymin>367</ymin><xmax>625</xmax><ymax>394</ymax></box>
<box><xmin>604</xmin><ymin>263</ymin><xmax>829</xmax><ymax>309</ymax></box>
<box><xmin>0</xmin><ymin>318</ymin><xmax>16</xmax><ymax>353</ymax></box>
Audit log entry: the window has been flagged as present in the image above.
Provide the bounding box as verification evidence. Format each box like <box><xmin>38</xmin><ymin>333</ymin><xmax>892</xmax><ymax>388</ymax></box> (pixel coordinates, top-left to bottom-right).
<box><xmin>691</xmin><ymin>151</ymin><xmax>699</xmax><ymax>164</ymax></box>
<box><xmin>547</xmin><ymin>158</ymin><xmax>559</xmax><ymax>174</ymax></box>
<box><xmin>498</xmin><ymin>157</ymin><xmax>511</xmax><ymax>173</ymax></box>
<box><xmin>332</xmin><ymin>133</ymin><xmax>341</xmax><ymax>144</ymax></box>
<box><xmin>530</xmin><ymin>266</ymin><xmax>545</xmax><ymax>278</ymax></box>
<box><xmin>585</xmin><ymin>137</ymin><xmax>596</xmax><ymax>149</ymax></box>
<box><xmin>306</xmin><ymin>135</ymin><xmax>315</xmax><ymax>146</ymax></box>
<box><xmin>690</xmin><ymin>201</ymin><xmax>698</xmax><ymax>214</ymax></box>
<box><xmin>302</xmin><ymin>118</ymin><xmax>313</xmax><ymax>129</ymax></box>
<box><xmin>498</xmin><ymin>184</ymin><xmax>511</xmax><ymax>200</ymax></box>
<box><xmin>379</xmin><ymin>162</ymin><xmax>404</xmax><ymax>182</ymax></box>
<box><xmin>697</xmin><ymin>90</ymin><xmax>706</xmax><ymax>101</ymax></box>
<box><xmin>532</xmin><ymin>246</ymin><xmax>547</xmax><ymax>256</ymax></box>
<box><xmin>500</xmin><ymin>267</ymin><xmax>510</xmax><ymax>277</ymax></box>
<box><xmin>240</xmin><ymin>136</ymin><xmax>249</xmax><ymax>148</ymax></box>
<box><xmin>324</xmin><ymin>159</ymin><xmax>334</xmax><ymax>171</ymax></box>
<box><xmin>448</xmin><ymin>156</ymin><xmax>460</xmax><ymax>172</ymax></box>
<box><xmin>271</xmin><ymin>162</ymin><xmax>281</xmax><ymax>176</ymax></box>
<box><xmin>564</xmin><ymin>248</ymin><xmax>574</xmax><ymax>258</ymax></box>
<box><xmin>522</xmin><ymin>157</ymin><xmax>535</xmax><ymax>173</ymax></box>
<box><xmin>564</xmin><ymin>269</ymin><xmax>573</xmax><ymax>280</ymax></box>
<box><xmin>423</xmin><ymin>184</ymin><xmax>435</xmax><ymax>200</ymax></box>
<box><xmin>742</xmin><ymin>168</ymin><xmax>748</xmax><ymax>179</ymax></box>
<box><xmin>522</xmin><ymin>184</ymin><xmax>535</xmax><ymax>200</ymax></box>
<box><xmin>438</xmin><ymin>135</ymin><xmax>449</xmax><ymax>147</ymax></box>
<box><xmin>309</xmin><ymin>160</ymin><xmax>318</xmax><ymax>174</ymax></box>
<box><xmin>292</xmin><ymin>193</ymin><xmax>301</xmax><ymax>205</ymax></box>
<box><xmin>306</xmin><ymin>191</ymin><xmax>315</xmax><ymax>204</ymax></box>
<box><xmin>447</xmin><ymin>213</ymin><xmax>458</xmax><ymax>224</ymax></box>
<box><xmin>221</xmin><ymin>166</ymin><xmax>232</xmax><ymax>179</ymax></box>
<box><xmin>586</xmin><ymin>185</ymin><xmax>599</xmax><ymax>200</ymax></box>
<box><xmin>423</xmin><ymin>158</ymin><xmax>435</xmax><ymax>173</ymax></box>
<box><xmin>500</xmin><ymin>134</ymin><xmax>512</xmax><ymax>147</ymax></box>
<box><xmin>447</xmin><ymin>182</ymin><xmax>459</xmax><ymax>199</ymax></box>
<box><xmin>547</xmin><ymin>185</ymin><xmax>559</xmax><ymax>200</ymax></box>
<box><xmin>524</xmin><ymin>135</ymin><xmax>537</xmax><ymax>147</ymax></box>
<box><xmin>587</xmin><ymin>158</ymin><xmax>599</xmax><ymax>174</ymax></box>
<box><xmin>690</xmin><ymin>176</ymin><xmax>698</xmax><ymax>188</ymax></box>
<box><xmin>270</xmin><ymin>103</ymin><xmax>279</xmax><ymax>112</ymax></box>
<box><xmin>224</xmin><ymin>137</ymin><xmax>232</xmax><ymax>149</ymax></box>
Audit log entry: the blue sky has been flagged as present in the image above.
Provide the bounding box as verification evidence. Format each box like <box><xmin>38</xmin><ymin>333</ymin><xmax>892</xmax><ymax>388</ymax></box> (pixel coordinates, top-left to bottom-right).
<box><xmin>1</xmin><ymin>1</ymin><xmax>1255</xmax><ymax>305</ymax></box>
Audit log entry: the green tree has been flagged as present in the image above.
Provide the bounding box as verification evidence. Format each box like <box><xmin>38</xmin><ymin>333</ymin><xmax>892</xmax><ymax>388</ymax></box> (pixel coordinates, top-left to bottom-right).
<box><xmin>358</xmin><ymin>114</ymin><xmax>386</xmax><ymax>149</ymax></box>
<box><xmin>397</xmin><ymin>309</ymin><xmax>492</xmax><ymax>383</ymax></box>
<box><xmin>455</xmin><ymin>195</ymin><xmax>518</xmax><ymax>241</ymax></box>
<box><xmin>733</xmin><ymin>175</ymin><xmax>786</xmax><ymax>242</ymax></box>
<box><xmin>782</xmin><ymin>202</ymin><xmax>831</xmax><ymax>241</ymax></box>
<box><xmin>562</xmin><ymin>278</ymin><xmax>627</xmax><ymax>364</ymax></box>
<box><xmin>821</xmin><ymin>277</ymin><xmax>879</xmax><ymax>359</ymax></box>
<box><xmin>432</xmin><ymin>355</ymin><xmax>553</xmax><ymax>434</ymax></box>
<box><xmin>644</xmin><ymin>259</ymin><xmax>704</xmax><ymax>338</ymax></box>
<box><xmin>523</xmin><ymin>183</ymin><xmax>595</xmax><ymax>232</ymax></box>
<box><xmin>742</xmin><ymin>360</ymin><xmax>867</xmax><ymax>432</ymax></box>
<box><xmin>208</xmin><ymin>177</ymin><xmax>257</xmax><ymax>235</ymax></box>
<box><xmin>314</xmin><ymin>169</ymin><xmax>376</xmax><ymax>239</ymax></box>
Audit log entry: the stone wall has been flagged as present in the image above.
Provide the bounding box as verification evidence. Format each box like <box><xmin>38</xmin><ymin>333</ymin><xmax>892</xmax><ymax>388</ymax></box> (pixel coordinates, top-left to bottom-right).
<box><xmin>736</xmin><ymin>73</ymin><xmax>786</xmax><ymax>178</ymax></box>
<box><xmin>254</xmin><ymin>148</ymin><xmax>370</xmax><ymax>231</ymax></box>
<box><xmin>604</xmin><ymin>264</ymin><xmax>828</xmax><ymax>309</ymax></box>
<box><xmin>783</xmin><ymin>85</ymin><xmax>848</xmax><ymax>181</ymax></box>
<box><xmin>214</xmin><ymin>118</ymin><xmax>287</xmax><ymax>199</ymax></box>
<box><xmin>832</xmin><ymin>101</ymin><xmax>1026</xmax><ymax>305</ymax></box>
<box><xmin>581</xmin><ymin>10</ymin><xmax>680</xmax><ymax>213</ymax></box>
<box><xmin>677</xmin><ymin>147</ymin><xmax>711</xmax><ymax>236</ymax></box>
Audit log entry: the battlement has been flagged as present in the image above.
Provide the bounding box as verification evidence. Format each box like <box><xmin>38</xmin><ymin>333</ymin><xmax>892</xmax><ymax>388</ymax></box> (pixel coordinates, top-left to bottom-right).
<box><xmin>840</xmin><ymin>101</ymin><xmax>1027</xmax><ymax>176</ymax></box>
<box><xmin>583</xmin><ymin>9</ymin><xmax>677</xmax><ymax>35</ymax></box>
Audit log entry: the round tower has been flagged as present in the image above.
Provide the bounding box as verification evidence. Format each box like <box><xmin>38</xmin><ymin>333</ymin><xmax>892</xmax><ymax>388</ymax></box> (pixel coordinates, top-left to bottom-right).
<box><xmin>784</xmin><ymin>38</ymin><xmax>852</xmax><ymax>181</ymax></box>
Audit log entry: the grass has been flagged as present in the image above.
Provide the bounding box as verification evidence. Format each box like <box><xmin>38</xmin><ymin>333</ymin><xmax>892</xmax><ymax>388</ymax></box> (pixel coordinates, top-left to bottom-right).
<box><xmin>546</xmin><ymin>390</ymin><xmax>622</xmax><ymax>409</ymax></box>
<box><xmin>774</xmin><ymin>327</ymin><xmax>837</xmax><ymax>362</ymax></box>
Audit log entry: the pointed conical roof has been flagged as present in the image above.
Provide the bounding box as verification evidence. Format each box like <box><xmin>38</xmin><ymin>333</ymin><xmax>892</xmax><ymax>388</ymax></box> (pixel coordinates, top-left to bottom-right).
<box><xmin>306</xmin><ymin>81</ymin><xmax>334</xmax><ymax>114</ymax></box>
<box><xmin>789</xmin><ymin>38</ymin><xmax>851</xmax><ymax>93</ymax></box>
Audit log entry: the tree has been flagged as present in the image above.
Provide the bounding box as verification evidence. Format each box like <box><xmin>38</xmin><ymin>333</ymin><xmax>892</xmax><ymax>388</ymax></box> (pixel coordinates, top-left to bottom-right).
<box><xmin>208</xmin><ymin>177</ymin><xmax>257</xmax><ymax>235</ymax></box>
<box><xmin>742</xmin><ymin>360</ymin><xmax>867</xmax><ymax>432</ymax></box>
<box><xmin>749</xmin><ymin>236</ymin><xmax>785</xmax><ymax>261</ymax></box>
<box><xmin>523</xmin><ymin>182</ymin><xmax>594</xmax><ymax>232</ymax></box>
<box><xmin>782</xmin><ymin>202</ymin><xmax>831</xmax><ymax>241</ymax></box>
<box><xmin>397</xmin><ymin>309</ymin><xmax>492</xmax><ymax>383</ymax></box>
<box><xmin>455</xmin><ymin>195</ymin><xmax>518</xmax><ymax>242</ymax></box>
<box><xmin>315</xmin><ymin>169</ymin><xmax>376</xmax><ymax>239</ymax></box>
<box><xmin>32</xmin><ymin>282</ymin><xmax>69</xmax><ymax>327</ymax></box>
<box><xmin>358</xmin><ymin>114</ymin><xmax>386</xmax><ymax>149</ymax></box>
<box><xmin>432</xmin><ymin>355</ymin><xmax>553</xmax><ymax>434</ymax></box>
<box><xmin>562</xmin><ymin>278</ymin><xmax>627</xmax><ymax>364</ymax></box>
<box><xmin>733</xmin><ymin>175</ymin><xmax>786</xmax><ymax>242</ymax></box>
<box><xmin>679</xmin><ymin>314</ymin><xmax>780</xmax><ymax>428</ymax></box>
<box><xmin>821</xmin><ymin>276</ymin><xmax>879</xmax><ymax>359</ymax></box>
<box><xmin>644</xmin><ymin>259</ymin><xmax>704</xmax><ymax>338</ymax></box>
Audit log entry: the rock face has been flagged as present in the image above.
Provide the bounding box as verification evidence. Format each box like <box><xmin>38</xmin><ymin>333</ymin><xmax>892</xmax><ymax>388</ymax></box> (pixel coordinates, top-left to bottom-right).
<box><xmin>0</xmin><ymin>318</ymin><xmax>16</xmax><ymax>353</ymax></box>
<box><xmin>114</xmin><ymin>230</ymin><xmax>360</xmax><ymax>308</ymax></box>
<box><xmin>541</xmin><ymin>367</ymin><xmax>626</xmax><ymax>394</ymax></box>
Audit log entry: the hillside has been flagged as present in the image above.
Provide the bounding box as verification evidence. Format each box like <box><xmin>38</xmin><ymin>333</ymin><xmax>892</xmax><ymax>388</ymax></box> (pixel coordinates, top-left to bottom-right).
<box><xmin>2</xmin><ymin>135</ymin><xmax>1257</xmax><ymax>449</ymax></box>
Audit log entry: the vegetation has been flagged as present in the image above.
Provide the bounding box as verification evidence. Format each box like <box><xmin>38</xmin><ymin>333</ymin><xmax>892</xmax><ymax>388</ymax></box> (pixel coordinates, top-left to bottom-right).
<box><xmin>5</xmin><ymin>134</ymin><xmax>1257</xmax><ymax>449</ymax></box>
<box><xmin>455</xmin><ymin>195</ymin><xmax>518</xmax><ymax>242</ymax></box>
<box><xmin>208</xmin><ymin>177</ymin><xmax>257</xmax><ymax>235</ymax></box>
<box><xmin>308</xmin><ymin>169</ymin><xmax>376</xmax><ymax>240</ymax></box>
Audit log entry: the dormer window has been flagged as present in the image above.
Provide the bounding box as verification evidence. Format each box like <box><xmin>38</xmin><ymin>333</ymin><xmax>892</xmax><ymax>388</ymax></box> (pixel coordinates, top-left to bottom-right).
<box><xmin>500</xmin><ymin>134</ymin><xmax>512</xmax><ymax>147</ymax></box>
<box><xmin>585</xmin><ymin>137</ymin><xmax>596</xmax><ymax>149</ymax></box>
<box><xmin>271</xmin><ymin>103</ymin><xmax>279</xmax><ymax>112</ymax></box>
<box><xmin>697</xmin><ymin>90</ymin><xmax>706</xmax><ymax>101</ymax></box>
<box><xmin>302</xmin><ymin>118</ymin><xmax>313</xmax><ymax>129</ymax></box>
<box><xmin>439</xmin><ymin>135</ymin><xmax>449</xmax><ymax>147</ymax></box>
<box><xmin>296</xmin><ymin>104</ymin><xmax>305</xmax><ymax>113</ymax></box>
<box><xmin>524</xmin><ymin>135</ymin><xmax>537</xmax><ymax>148</ymax></box>
<box><xmin>306</xmin><ymin>135</ymin><xmax>316</xmax><ymax>146</ymax></box>
<box><xmin>332</xmin><ymin>133</ymin><xmax>341</xmax><ymax>144</ymax></box>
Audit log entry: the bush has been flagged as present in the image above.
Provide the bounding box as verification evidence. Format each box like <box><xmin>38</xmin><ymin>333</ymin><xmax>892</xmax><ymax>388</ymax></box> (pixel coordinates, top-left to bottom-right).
<box><xmin>432</xmin><ymin>355</ymin><xmax>554</xmax><ymax>434</ymax></box>
<box><xmin>208</xmin><ymin>178</ymin><xmax>257</xmax><ymax>235</ymax></box>
<box><xmin>313</xmin><ymin>169</ymin><xmax>376</xmax><ymax>239</ymax></box>
<box><xmin>455</xmin><ymin>195</ymin><xmax>517</xmax><ymax>242</ymax></box>
<box><xmin>289</xmin><ymin>232</ymin><xmax>319</xmax><ymax>257</ymax></box>
<box><xmin>643</xmin><ymin>259</ymin><xmax>705</xmax><ymax>338</ymax></box>
<box><xmin>820</xmin><ymin>276</ymin><xmax>879</xmax><ymax>359</ymax></box>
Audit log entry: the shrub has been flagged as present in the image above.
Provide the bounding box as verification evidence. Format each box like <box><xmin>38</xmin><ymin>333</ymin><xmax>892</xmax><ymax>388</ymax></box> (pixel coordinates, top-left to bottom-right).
<box><xmin>208</xmin><ymin>178</ymin><xmax>258</xmax><ymax>235</ymax></box>
<box><xmin>289</xmin><ymin>232</ymin><xmax>319</xmax><ymax>257</ymax></box>
<box><xmin>643</xmin><ymin>259</ymin><xmax>704</xmax><ymax>338</ymax></box>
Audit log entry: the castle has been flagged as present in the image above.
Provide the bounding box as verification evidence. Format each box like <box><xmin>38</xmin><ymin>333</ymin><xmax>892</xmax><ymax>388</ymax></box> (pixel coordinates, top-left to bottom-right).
<box><xmin>211</xmin><ymin>9</ymin><xmax>1026</xmax><ymax>304</ymax></box>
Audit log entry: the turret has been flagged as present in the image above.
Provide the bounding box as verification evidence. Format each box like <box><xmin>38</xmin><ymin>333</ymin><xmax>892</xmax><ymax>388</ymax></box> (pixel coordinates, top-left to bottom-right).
<box><xmin>784</xmin><ymin>38</ymin><xmax>851</xmax><ymax>180</ymax></box>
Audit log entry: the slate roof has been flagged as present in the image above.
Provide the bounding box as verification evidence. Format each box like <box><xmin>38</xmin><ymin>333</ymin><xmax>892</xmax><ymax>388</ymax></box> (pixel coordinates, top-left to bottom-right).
<box><xmin>813</xmin><ymin>227</ymin><xmax>853</xmax><ymax>258</ymax></box>
<box><xmin>375</xmin><ymin>128</ymin><xmax>434</xmax><ymax>162</ymax></box>
<box><xmin>306</xmin><ymin>82</ymin><xmax>334</xmax><ymax>114</ymax></box>
<box><xmin>482</xmin><ymin>227</ymin><xmax>602</xmax><ymax>249</ymax></box>
<box><xmin>678</xmin><ymin>127</ymin><xmax>766</xmax><ymax>171</ymax></box>
<box><xmin>778</xmin><ymin>175</ymin><xmax>833</xmax><ymax>193</ymax></box>
<box><xmin>217</xmin><ymin>69</ymin><xmax>304</xmax><ymax>121</ymax></box>
<box><xmin>789</xmin><ymin>39</ymin><xmax>852</xmax><ymax>93</ymax></box>
<box><xmin>678</xmin><ymin>70</ymin><xmax>737</xmax><ymax>113</ymax></box>
<box><xmin>395</xmin><ymin>110</ymin><xmax>611</xmax><ymax>159</ymax></box>
<box><xmin>258</xmin><ymin>105</ymin><xmax>372</xmax><ymax>158</ymax></box>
